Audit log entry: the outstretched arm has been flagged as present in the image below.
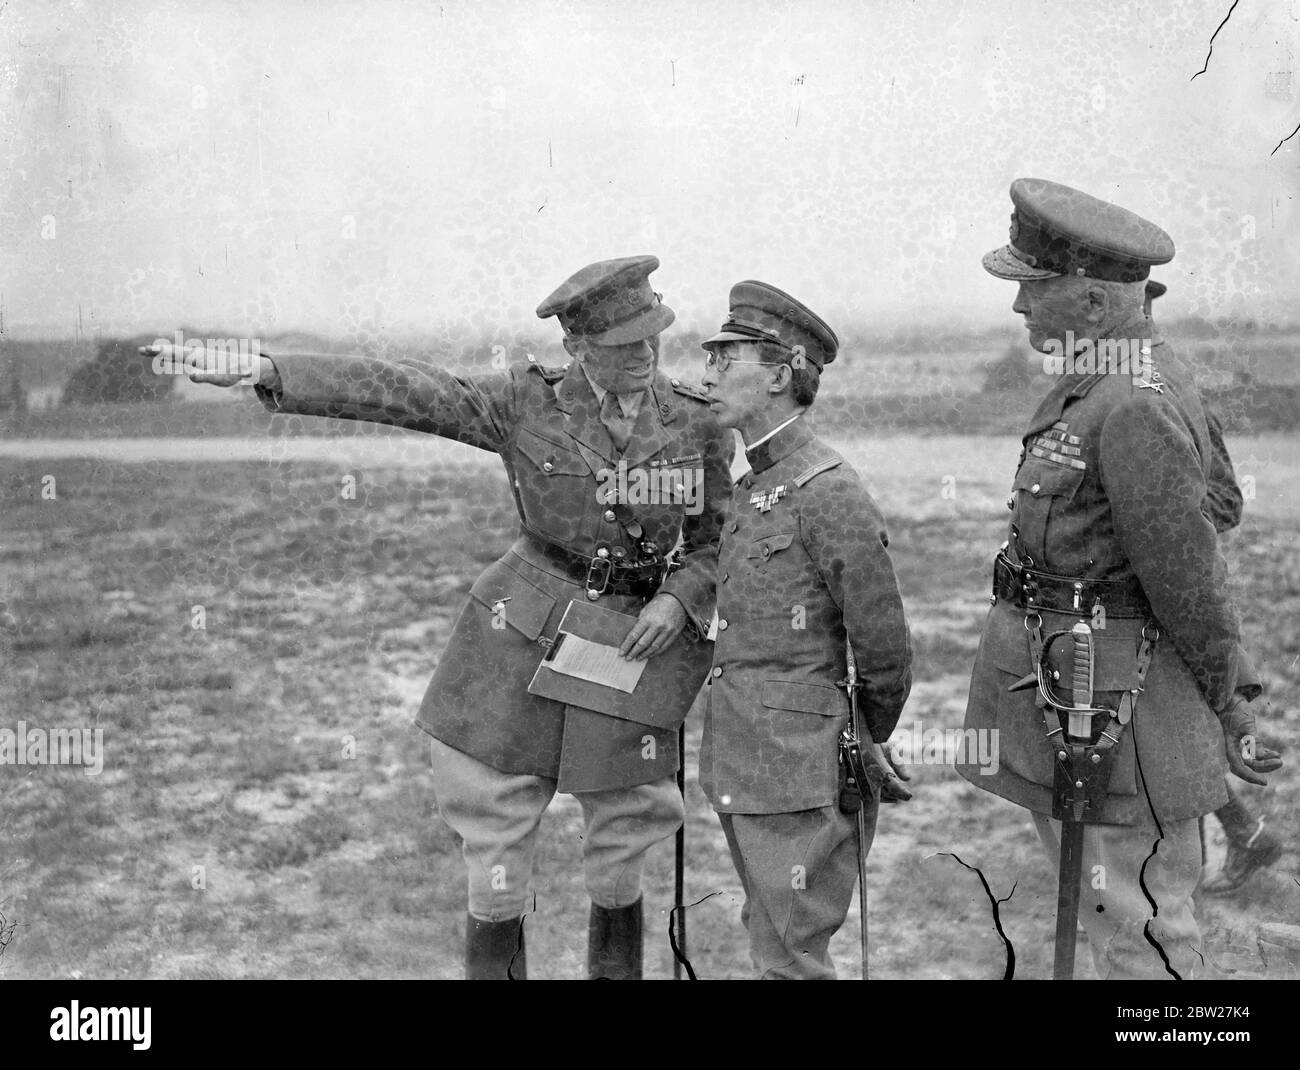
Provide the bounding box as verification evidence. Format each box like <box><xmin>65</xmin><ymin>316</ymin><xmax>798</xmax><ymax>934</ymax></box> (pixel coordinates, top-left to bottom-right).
<box><xmin>142</xmin><ymin>342</ymin><xmax>516</xmax><ymax>453</ymax></box>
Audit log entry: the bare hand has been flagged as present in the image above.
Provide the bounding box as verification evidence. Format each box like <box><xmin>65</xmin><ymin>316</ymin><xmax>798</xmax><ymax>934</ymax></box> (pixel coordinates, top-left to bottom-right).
<box><xmin>619</xmin><ymin>594</ymin><xmax>686</xmax><ymax>661</ymax></box>
<box><xmin>138</xmin><ymin>341</ymin><xmax>272</xmax><ymax>388</ymax></box>
<box><xmin>1220</xmin><ymin>694</ymin><xmax>1284</xmax><ymax>786</ymax></box>
<box><xmin>873</xmin><ymin>741</ymin><xmax>913</xmax><ymax>803</ymax></box>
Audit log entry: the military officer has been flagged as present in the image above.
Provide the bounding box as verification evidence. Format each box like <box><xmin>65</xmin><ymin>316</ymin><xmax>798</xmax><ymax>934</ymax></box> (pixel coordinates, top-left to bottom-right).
<box><xmin>959</xmin><ymin>180</ymin><xmax>1282</xmax><ymax>979</ymax></box>
<box><xmin>148</xmin><ymin>256</ymin><xmax>733</xmax><ymax>979</ymax></box>
<box><xmin>1145</xmin><ymin>280</ymin><xmax>1285</xmax><ymax>895</ymax></box>
<box><xmin>697</xmin><ymin>281</ymin><xmax>913</xmax><ymax>979</ymax></box>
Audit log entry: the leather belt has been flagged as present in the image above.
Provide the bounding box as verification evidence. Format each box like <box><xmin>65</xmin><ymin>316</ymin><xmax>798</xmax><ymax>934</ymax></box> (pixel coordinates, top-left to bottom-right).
<box><xmin>525</xmin><ymin>533</ymin><xmax>664</xmax><ymax>599</ymax></box>
<box><xmin>992</xmin><ymin>548</ymin><xmax>1150</xmax><ymax>617</ymax></box>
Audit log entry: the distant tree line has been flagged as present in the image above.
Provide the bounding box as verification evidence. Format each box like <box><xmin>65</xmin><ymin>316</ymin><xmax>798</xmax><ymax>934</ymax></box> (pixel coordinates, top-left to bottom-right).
<box><xmin>62</xmin><ymin>337</ymin><xmax>178</xmax><ymax>405</ymax></box>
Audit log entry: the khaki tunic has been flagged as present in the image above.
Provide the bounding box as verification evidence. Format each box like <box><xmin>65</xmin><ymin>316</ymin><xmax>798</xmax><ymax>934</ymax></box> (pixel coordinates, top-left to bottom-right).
<box><xmin>957</xmin><ymin>324</ymin><xmax>1256</xmax><ymax>825</ymax></box>
<box><xmin>701</xmin><ymin>419</ymin><xmax>913</xmax><ymax>814</ymax></box>
<box><xmin>258</xmin><ymin>353</ymin><xmax>733</xmax><ymax>791</ymax></box>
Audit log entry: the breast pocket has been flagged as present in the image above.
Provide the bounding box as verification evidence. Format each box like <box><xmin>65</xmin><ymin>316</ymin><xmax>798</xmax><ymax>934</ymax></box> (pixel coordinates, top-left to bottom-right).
<box><xmin>1011</xmin><ymin>461</ymin><xmax>1085</xmax><ymax>570</ymax></box>
<box><xmin>746</xmin><ymin>531</ymin><xmax>796</xmax><ymax>564</ymax></box>
<box><xmin>512</xmin><ymin>427</ymin><xmax>591</xmax><ymax>542</ymax></box>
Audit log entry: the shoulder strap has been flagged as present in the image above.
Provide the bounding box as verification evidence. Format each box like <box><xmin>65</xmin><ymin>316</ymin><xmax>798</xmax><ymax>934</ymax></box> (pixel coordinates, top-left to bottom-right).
<box><xmin>668</xmin><ymin>377</ymin><xmax>709</xmax><ymax>403</ymax></box>
<box><xmin>794</xmin><ymin>456</ymin><xmax>843</xmax><ymax>487</ymax></box>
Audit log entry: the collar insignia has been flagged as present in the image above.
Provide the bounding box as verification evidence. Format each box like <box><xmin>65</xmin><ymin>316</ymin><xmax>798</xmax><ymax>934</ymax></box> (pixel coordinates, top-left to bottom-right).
<box><xmin>1137</xmin><ymin>370</ymin><xmax>1165</xmax><ymax>394</ymax></box>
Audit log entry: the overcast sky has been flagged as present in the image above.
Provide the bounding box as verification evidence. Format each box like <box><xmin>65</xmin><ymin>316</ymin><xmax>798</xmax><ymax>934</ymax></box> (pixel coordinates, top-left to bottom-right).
<box><xmin>2</xmin><ymin>0</ymin><xmax>1297</xmax><ymax>342</ymax></box>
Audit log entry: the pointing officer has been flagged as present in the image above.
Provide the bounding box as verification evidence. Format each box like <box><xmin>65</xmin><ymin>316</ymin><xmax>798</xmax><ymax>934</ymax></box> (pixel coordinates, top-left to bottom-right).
<box><xmin>698</xmin><ymin>281</ymin><xmax>913</xmax><ymax>979</ymax></box>
<box><xmin>959</xmin><ymin>180</ymin><xmax>1282</xmax><ymax>978</ymax></box>
<box><xmin>147</xmin><ymin>256</ymin><xmax>733</xmax><ymax>979</ymax></box>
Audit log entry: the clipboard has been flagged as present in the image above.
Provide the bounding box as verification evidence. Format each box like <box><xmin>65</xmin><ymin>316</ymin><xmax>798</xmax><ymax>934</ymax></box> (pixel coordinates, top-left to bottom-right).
<box><xmin>527</xmin><ymin>599</ymin><xmax>714</xmax><ymax>729</ymax></box>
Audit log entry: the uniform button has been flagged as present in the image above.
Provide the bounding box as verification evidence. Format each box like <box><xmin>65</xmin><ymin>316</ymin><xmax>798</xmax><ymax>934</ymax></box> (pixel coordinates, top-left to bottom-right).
<box><xmin>721</xmin><ymin>572</ymin><xmax>729</xmax><ymax>583</ymax></box>
<box><xmin>1030</xmin><ymin>483</ymin><xmax>1041</xmax><ymax>495</ymax></box>
<box><xmin>729</xmin><ymin>521</ymin><xmax>739</xmax><ymax>532</ymax></box>
<box><xmin>586</xmin><ymin>589</ymin><xmax>599</xmax><ymax>601</ymax></box>
<box><xmin>596</xmin><ymin>547</ymin><xmax>610</xmax><ymax>559</ymax></box>
<box><xmin>1006</xmin><ymin>496</ymin><xmax>1014</xmax><ymax>510</ymax></box>
<box><xmin>671</xmin><ymin>378</ymin><xmax>680</xmax><ymax>387</ymax></box>
<box><xmin>761</xmin><ymin>546</ymin><xmax>771</xmax><ymax>559</ymax></box>
<box><xmin>603</xmin><ymin>509</ymin><xmax>617</xmax><ymax>523</ymax></box>
<box><xmin>543</xmin><ymin>462</ymin><xmax>554</xmax><ymax>473</ymax></box>
<box><xmin>711</xmin><ymin>666</ymin><xmax>723</xmax><ymax>678</ymax></box>
<box><xmin>717</xmin><ymin>619</ymin><xmax>728</xmax><ymax>630</ymax></box>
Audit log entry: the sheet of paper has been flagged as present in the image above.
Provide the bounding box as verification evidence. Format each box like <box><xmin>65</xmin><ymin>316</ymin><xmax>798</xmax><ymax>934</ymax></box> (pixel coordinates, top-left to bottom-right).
<box><xmin>547</xmin><ymin>632</ymin><xmax>647</xmax><ymax>694</ymax></box>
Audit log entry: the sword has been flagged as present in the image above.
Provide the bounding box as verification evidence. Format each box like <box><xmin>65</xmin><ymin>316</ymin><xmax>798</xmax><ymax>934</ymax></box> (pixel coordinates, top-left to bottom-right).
<box><xmin>1053</xmin><ymin>621</ymin><xmax>1093</xmax><ymax>981</ymax></box>
<box><xmin>842</xmin><ymin>642</ymin><xmax>871</xmax><ymax>980</ymax></box>
<box><xmin>673</xmin><ymin>722</ymin><xmax>686</xmax><ymax>980</ymax></box>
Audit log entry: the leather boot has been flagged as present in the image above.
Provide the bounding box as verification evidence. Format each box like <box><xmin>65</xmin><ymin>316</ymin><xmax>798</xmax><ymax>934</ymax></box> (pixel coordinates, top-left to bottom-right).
<box><xmin>1215</xmin><ymin>787</ymin><xmax>1261</xmax><ymax>845</ymax></box>
<box><xmin>587</xmin><ymin>898</ymin><xmax>643</xmax><ymax>980</ymax></box>
<box><xmin>1202</xmin><ymin>824</ymin><xmax>1283</xmax><ymax>896</ymax></box>
<box><xmin>466</xmin><ymin>915</ymin><xmax>526</xmax><ymax>979</ymax></box>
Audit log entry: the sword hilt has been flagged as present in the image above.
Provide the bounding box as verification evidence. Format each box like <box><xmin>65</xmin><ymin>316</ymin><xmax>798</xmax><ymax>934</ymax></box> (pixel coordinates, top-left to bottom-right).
<box><xmin>1068</xmin><ymin>621</ymin><xmax>1093</xmax><ymax>740</ymax></box>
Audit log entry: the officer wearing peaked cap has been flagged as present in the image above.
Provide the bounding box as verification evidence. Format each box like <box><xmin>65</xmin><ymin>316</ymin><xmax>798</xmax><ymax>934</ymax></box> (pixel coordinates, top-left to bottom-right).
<box><xmin>698</xmin><ymin>281</ymin><xmax>913</xmax><ymax>979</ymax></box>
<box><xmin>959</xmin><ymin>179</ymin><xmax>1282</xmax><ymax>979</ymax></box>
<box><xmin>160</xmin><ymin>256</ymin><xmax>733</xmax><ymax>979</ymax></box>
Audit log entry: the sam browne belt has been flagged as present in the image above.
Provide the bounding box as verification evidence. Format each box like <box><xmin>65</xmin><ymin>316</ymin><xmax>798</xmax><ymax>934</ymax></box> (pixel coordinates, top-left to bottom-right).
<box><xmin>992</xmin><ymin>546</ymin><xmax>1150</xmax><ymax>617</ymax></box>
<box><xmin>525</xmin><ymin>533</ymin><xmax>666</xmax><ymax>600</ymax></box>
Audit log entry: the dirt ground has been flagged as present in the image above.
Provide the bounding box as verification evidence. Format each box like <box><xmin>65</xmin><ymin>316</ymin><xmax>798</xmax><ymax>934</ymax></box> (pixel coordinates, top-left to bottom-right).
<box><xmin>1</xmin><ymin>429</ymin><xmax>1296</xmax><ymax>979</ymax></box>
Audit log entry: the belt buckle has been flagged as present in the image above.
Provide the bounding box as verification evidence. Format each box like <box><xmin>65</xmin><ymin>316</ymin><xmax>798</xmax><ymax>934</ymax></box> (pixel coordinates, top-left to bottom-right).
<box><xmin>585</xmin><ymin>555</ymin><xmax>613</xmax><ymax>597</ymax></box>
<box><xmin>1020</xmin><ymin>574</ymin><xmax>1038</xmax><ymax>607</ymax></box>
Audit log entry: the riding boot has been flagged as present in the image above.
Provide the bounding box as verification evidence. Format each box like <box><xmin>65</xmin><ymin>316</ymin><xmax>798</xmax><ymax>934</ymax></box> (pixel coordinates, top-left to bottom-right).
<box><xmin>587</xmin><ymin>898</ymin><xmax>643</xmax><ymax>980</ymax></box>
<box><xmin>466</xmin><ymin>915</ymin><xmax>526</xmax><ymax>979</ymax></box>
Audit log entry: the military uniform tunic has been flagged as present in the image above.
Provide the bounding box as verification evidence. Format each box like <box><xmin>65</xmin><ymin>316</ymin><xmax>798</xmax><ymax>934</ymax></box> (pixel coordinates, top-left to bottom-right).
<box><xmin>957</xmin><ymin>323</ymin><xmax>1255</xmax><ymax>826</ymax></box>
<box><xmin>701</xmin><ymin>418</ymin><xmax>913</xmax><ymax>814</ymax></box>
<box><xmin>257</xmin><ymin>352</ymin><xmax>733</xmax><ymax>792</ymax></box>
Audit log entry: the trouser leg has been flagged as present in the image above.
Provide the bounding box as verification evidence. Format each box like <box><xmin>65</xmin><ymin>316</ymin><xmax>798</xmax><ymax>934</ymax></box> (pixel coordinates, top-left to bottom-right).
<box><xmin>429</xmin><ymin>738</ymin><xmax>556</xmax><ymax>978</ymax></box>
<box><xmin>576</xmin><ymin>777</ymin><xmax>682</xmax><ymax>979</ymax></box>
<box><xmin>718</xmin><ymin>804</ymin><xmax>870</xmax><ymax>980</ymax></box>
<box><xmin>1033</xmin><ymin>810</ymin><xmax>1202</xmax><ymax>980</ymax></box>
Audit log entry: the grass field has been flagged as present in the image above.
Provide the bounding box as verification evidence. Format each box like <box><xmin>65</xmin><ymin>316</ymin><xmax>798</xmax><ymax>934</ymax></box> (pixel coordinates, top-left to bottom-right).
<box><xmin>1</xmin><ymin>429</ymin><xmax>1297</xmax><ymax>979</ymax></box>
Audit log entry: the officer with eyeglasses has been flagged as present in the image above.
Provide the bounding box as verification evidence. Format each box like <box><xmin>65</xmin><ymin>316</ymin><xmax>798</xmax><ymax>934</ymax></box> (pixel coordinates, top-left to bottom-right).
<box><xmin>697</xmin><ymin>280</ymin><xmax>913</xmax><ymax>978</ymax></box>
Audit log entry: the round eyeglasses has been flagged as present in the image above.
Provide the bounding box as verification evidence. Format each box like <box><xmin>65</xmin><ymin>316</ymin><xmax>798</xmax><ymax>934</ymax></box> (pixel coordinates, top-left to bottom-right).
<box><xmin>703</xmin><ymin>350</ymin><xmax>786</xmax><ymax>373</ymax></box>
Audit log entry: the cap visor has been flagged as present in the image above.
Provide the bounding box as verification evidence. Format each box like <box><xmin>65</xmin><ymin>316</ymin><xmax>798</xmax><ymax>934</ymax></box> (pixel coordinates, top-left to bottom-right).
<box><xmin>589</xmin><ymin>303</ymin><xmax>675</xmax><ymax>345</ymax></box>
<box><xmin>701</xmin><ymin>329</ymin><xmax>765</xmax><ymax>349</ymax></box>
<box><xmin>982</xmin><ymin>245</ymin><xmax>1061</xmax><ymax>281</ymax></box>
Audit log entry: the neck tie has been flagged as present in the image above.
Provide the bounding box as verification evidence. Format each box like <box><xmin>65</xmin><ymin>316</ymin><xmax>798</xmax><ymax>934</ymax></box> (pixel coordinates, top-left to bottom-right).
<box><xmin>600</xmin><ymin>391</ymin><xmax>634</xmax><ymax>454</ymax></box>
